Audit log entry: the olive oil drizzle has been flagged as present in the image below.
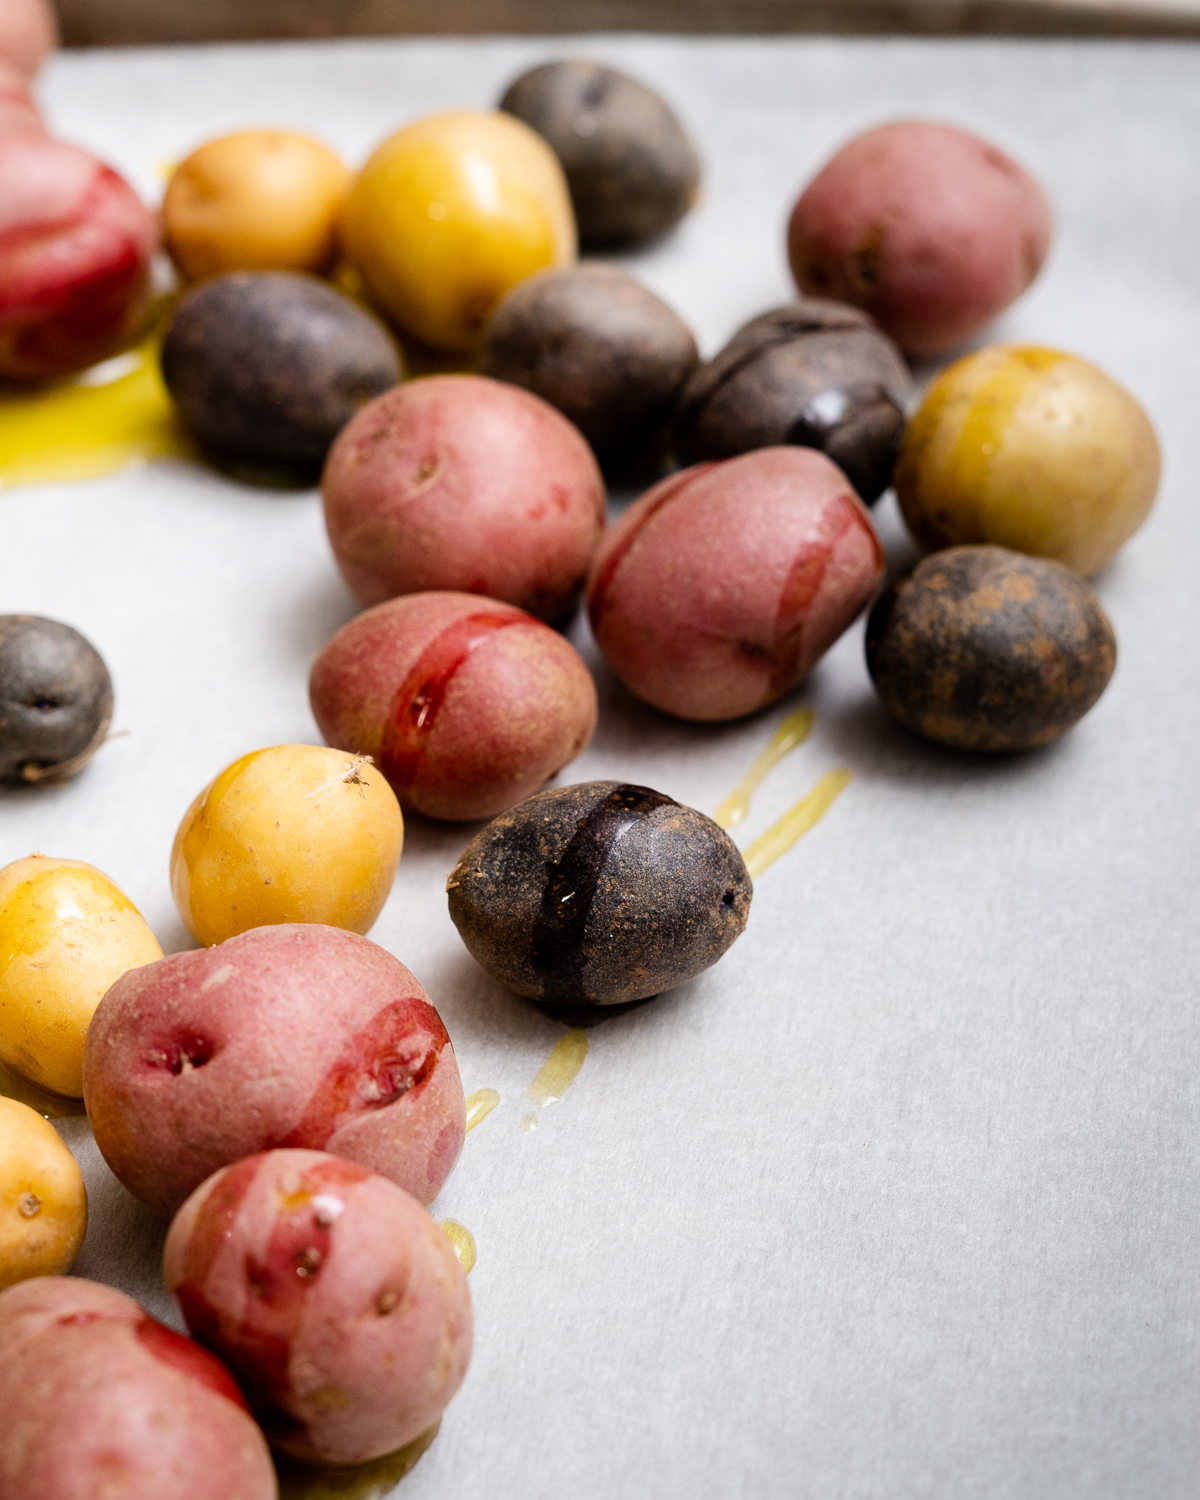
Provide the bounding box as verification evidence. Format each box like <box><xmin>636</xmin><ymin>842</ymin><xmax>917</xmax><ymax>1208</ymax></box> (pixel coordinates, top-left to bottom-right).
<box><xmin>714</xmin><ymin>708</ymin><xmax>815</xmax><ymax>829</ymax></box>
<box><xmin>464</xmin><ymin>1087</ymin><xmax>500</xmax><ymax>1132</ymax></box>
<box><xmin>742</xmin><ymin>769</ymin><xmax>852</xmax><ymax>879</ymax></box>
<box><xmin>440</xmin><ymin>1219</ymin><xmax>477</xmax><ymax>1274</ymax></box>
<box><xmin>519</xmin><ymin>1029</ymin><xmax>590</xmax><ymax>1131</ymax></box>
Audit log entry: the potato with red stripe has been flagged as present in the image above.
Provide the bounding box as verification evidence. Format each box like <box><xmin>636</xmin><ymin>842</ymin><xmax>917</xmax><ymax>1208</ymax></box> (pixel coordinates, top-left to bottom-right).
<box><xmin>84</xmin><ymin>924</ymin><xmax>464</xmax><ymax>1221</ymax></box>
<box><xmin>311</xmin><ymin>590</ymin><xmax>597</xmax><ymax>821</ymax></box>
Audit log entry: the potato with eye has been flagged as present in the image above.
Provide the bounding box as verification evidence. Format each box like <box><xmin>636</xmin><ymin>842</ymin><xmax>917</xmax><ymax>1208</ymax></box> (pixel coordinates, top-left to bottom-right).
<box><xmin>0</xmin><ymin>1097</ymin><xmax>87</xmax><ymax>1288</ymax></box>
<box><xmin>163</xmin><ymin>130</ymin><xmax>352</xmax><ymax>282</ymax></box>
<box><xmin>0</xmin><ymin>615</ymin><xmax>113</xmax><ymax>784</ymax></box>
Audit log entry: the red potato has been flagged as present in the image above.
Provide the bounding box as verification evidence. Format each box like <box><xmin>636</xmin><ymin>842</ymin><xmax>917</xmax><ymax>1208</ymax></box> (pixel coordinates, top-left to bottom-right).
<box><xmin>587</xmin><ymin>447</ymin><xmax>884</xmax><ymax>721</ymax></box>
<box><xmin>0</xmin><ymin>132</ymin><xmax>156</xmax><ymax>381</ymax></box>
<box><xmin>787</xmin><ymin>120</ymin><xmax>1052</xmax><ymax>357</ymax></box>
<box><xmin>83</xmin><ymin>924</ymin><xmax>465</xmax><ymax>1221</ymax></box>
<box><xmin>0</xmin><ymin>0</ymin><xmax>56</xmax><ymax>77</ymax></box>
<box><xmin>311</xmin><ymin>591</ymin><xmax>598</xmax><ymax>822</ymax></box>
<box><xmin>322</xmin><ymin>374</ymin><xmax>606</xmax><ymax>622</ymax></box>
<box><xmin>0</xmin><ymin>1277</ymin><xmax>276</xmax><ymax>1500</ymax></box>
<box><xmin>0</xmin><ymin>57</ymin><xmax>44</xmax><ymax>136</ymax></box>
<box><xmin>165</xmin><ymin>1149</ymin><xmax>473</xmax><ymax>1465</ymax></box>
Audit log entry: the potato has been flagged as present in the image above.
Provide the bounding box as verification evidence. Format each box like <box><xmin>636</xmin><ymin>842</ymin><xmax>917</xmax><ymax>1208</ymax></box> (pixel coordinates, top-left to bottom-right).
<box><xmin>170</xmin><ymin>744</ymin><xmax>403</xmax><ymax>947</ymax></box>
<box><xmin>85</xmin><ymin>923</ymin><xmax>464</xmax><ymax>1220</ymax></box>
<box><xmin>164</xmin><ymin>130</ymin><xmax>351</xmax><ymax>282</ymax></box>
<box><xmin>673</xmin><ymin>299</ymin><xmax>912</xmax><ymax>503</ymax></box>
<box><xmin>448</xmin><ymin>781</ymin><xmax>752</xmax><ymax>1013</ymax></box>
<box><xmin>787</xmin><ymin>120</ymin><xmax>1052</xmax><ymax>357</ymax></box>
<box><xmin>310</xmin><ymin>591</ymin><xmax>597</xmax><ymax>821</ymax></box>
<box><xmin>0</xmin><ymin>0</ymin><xmax>56</xmax><ymax>77</ymax></box>
<box><xmin>165</xmin><ymin>1149</ymin><xmax>473</xmax><ymax>1465</ymax></box>
<box><xmin>0</xmin><ymin>1277</ymin><xmax>277</xmax><ymax>1499</ymax></box>
<box><xmin>894</xmin><ymin>344</ymin><xmax>1160</xmax><ymax>576</ymax></box>
<box><xmin>0</xmin><ymin>854</ymin><xmax>163</xmax><ymax>1097</ymax></box>
<box><xmin>865</xmin><ymin>545</ymin><xmax>1117</xmax><ymax>752</ymax></box>
<box><xmin>0</xmin><ymin>133</ymin><xmax>156</xmax><ymax>381</ymax></box>
<box><xmin>160</xmin><ymin>272</ymin><xmax>401</xmax><ymax>469</ymax></box>
<box><xmin>0</xmin><ymin>614</ymin><xmax>112</xmax><ymax>783</ymax></box>
<box><xmin>587</xmin><ymin>447</ymin><xmax>885</xmax><ymax>721</ymax></box>
<box><xmin>481</xmin><ymin>262</ymin><xmax>698</xmax><ymax>460</ymax></box>
<box><xmin>499</xmin><ymin>60</ymin><xmax>701</xmax><ymax>248</ymax></box>
<box><xmin>0</xmin><ymin>56</ymin><xmax>44</xmax><ymax>135</ymax></box>
<box><xmin>0</xmin><ymin>1097</ymin><xmax>86</xmax><ymax>1288</ymax></box>
<box><xmin>341</xmin><ymin>110</ymin><xmax>576</xmax><ymax>352</ymax></box>
<box><xmin>322</xmin><ymin>374</ymin><xmax>605</xmax><ymax>621</ymax></box>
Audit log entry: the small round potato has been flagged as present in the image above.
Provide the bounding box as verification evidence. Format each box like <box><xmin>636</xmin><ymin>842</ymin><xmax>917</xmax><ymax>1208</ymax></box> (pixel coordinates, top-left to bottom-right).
<box><xmin>170</xmin><ymin>744</ymin><xmax>404</xmax><ymax>947</ymax></box>
<box><xmin>0</xmin><ymin>1097</ymin><xmax>87</xmax><ymax>1289</ymax></box>
<box><xmin>0</xmin><ymin>1278</ymin><xmax>276</xmax><ymax>1500</ymax></box>
<box><xmin>310</xmin><ymin>592</ymin><xmax>598</xmax><ymax>821</ymax></box>
<box><xmin>342</xmin><ymin>110</ymin><xmax>576</xmax><ymax>352</ymax></box>
<box><xmin>500</xmin><ymin>60</ymin><xmax>701</xmax><ymax>248</ymax></box>
<box><xmin>164</xmin><ymin>130</ymin><xmax>352</xmax><ymax>282</ymax></box>
<box><xmin>0</xmin><ymin>0</ymin><xmax>56</xmax><ymax>77</ymax></box>
<box><xmin>787</xmin><ymin>120</ymin><xmax>1052</xmax><ymax>357</ymax></box>
<box><xmin>481</xmin><ymin>262</ymin><xmax>698</xmax><ymax>459</ymax></box>
<box><xmin>0</xmin><ymin>615</ymin><xmax>112</xmax><ymax>783</ymax></box>
<box><xmin>165</xmin><ymin>1149</ymin><xmax>473</xmax><ymax>1464</ymax></box>
<box><xmin>161</xmin><ymin>271</ymin><xmax>401</xmax><ymax>469</ymax></box>
<box><xmin>894</xmin><ymin>345</ymin><xmax>1160</xmax><ymax>576</ymax></box>
<box><xmin>322</xmin><ymin>374</ymin><xmax>605</xmax><ymax>621</ymax></box>
<box><xmin>865</xmin><ymin>546</ymin><xmax>1117</xmax><ymax>751</ymax></box>
<box><xmin>0</xmin><ymin>855</ymin><xmax>163</xmax><ymax>1097</ymax></box>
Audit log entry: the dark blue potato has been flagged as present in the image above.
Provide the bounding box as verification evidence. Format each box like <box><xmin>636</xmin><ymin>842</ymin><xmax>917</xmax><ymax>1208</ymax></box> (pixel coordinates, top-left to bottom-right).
<box><xmin>446</xmin><ymin>780</ymin><xmax>751</xmax><ymax>1015</ymax></box>
<box><xmin>673</xmin><ymin>299</ymin><xmax>912</xmax><ymax>503</ymax></box>
<box><xmin>161</xmin><ymin>271</ymin><xmax>401</xmax><ymax>469</ymax></box>
<box><xmin>0</xmin><ymin>616</ymin><xmax>112</xmax><ymax>783</ymax></box>
<box><xmin>865</xmin><ymin>546</ymin><xmax>1117</xmax><ymax>752</ymax></box>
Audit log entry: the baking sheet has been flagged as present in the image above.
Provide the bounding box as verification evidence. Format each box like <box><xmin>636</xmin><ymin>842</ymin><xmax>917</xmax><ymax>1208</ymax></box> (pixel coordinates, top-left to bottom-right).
<box><xmin>4</xmin><ymin>33</ymin><xmax>1199</xmax><ymax>1499</ymax></box>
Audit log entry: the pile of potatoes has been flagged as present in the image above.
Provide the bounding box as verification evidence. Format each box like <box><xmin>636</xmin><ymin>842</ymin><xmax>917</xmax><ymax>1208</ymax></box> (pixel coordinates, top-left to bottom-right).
<box><xmin>0</xmin><ymin>27</ymin><xmax>1164</xmax><ymax>1494</ymax></box>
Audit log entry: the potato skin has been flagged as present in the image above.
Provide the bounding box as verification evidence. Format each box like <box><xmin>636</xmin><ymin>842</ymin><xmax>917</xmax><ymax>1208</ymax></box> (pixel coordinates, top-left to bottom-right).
<box><xmin>0</xmin><ymin>614</ymin><xmax>112</xmax><ymax>783</ymax></box>
<box><xmin>787</xmin><ymin>120</ymin><xmax>1052</xmax><ymax>357</ymax></box>
<box><xmin>447</xmin><ymin>780</ymin><xmax>751</xmax><ymax>1012</ymax></box>
<box><xmin>0</xmin><ymin>1277</ymin><xmax>276</xmax><ymax>1500</ymax></box>
<box><xmin>674</xmin><ymin>298</ymin><xmax>912</xmax><ymax>502</ymax></box>
<box><xmin>587</xmin><ymin>447</ymin><xmax>885</xmax><ymax>721</ymax></box>
<box><xmin>84</xmin><ymin>924</ymin><xmax>463</xmax><ymax>1221</ymax></box>
<box><xmin>895</xmin><ymin>345</ymin><xmax>1160</xmax><ymax>576</ymax></box>
<box><xmin>865</xmin><ymin>546</ymin><xmax>1116</xmax><ymax>751</ymax></box>
<box><xmin>322</xmin><ymin>374</ymin><xmax>605</xmax><ymax>621</ymax></box>
<box><xmin>164</xmin><ymin>1149</ymin><xmax>473</xmax><ymax>1465</ymax></box>
<box><xmin>0</xmin><ymin>0</ymin><xmax>56</xmax><ymax>76</ymax></box>
<box><xmin>0</xmin><ymin>1097</ymin><xmax>86</xmax><ymax>1288</ymax></box>
<box><xmin>0</xmin><ymin>57</ymin><xmax>44</xmax><ymax>134</ymax></box>
<box><xmin>481</xmin><ymin>262</ymin><xmax>698</xmax><ymax>459</ymax></box>
<box><xmin>500</xmin><ymin>60</ymin><xmax>701</xmax><ymax>248</ymax></box>
<box><xmin>161</xmin><ymin>271</ymin><xmax>400</xmax><ymax>468</ymax></box>
<box><xmin>310</xmin><ymin>592</ymin><xmax>597</xmax><ymax>822</ymax></box>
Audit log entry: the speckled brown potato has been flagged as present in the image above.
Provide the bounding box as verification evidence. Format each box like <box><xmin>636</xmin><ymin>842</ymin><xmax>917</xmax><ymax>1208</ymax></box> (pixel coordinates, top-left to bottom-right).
<box><xmin>865</xmin><ymin>546</ymin><xmax>1117</xmax><ymax>751</ymax></box>
<box><xmin>447</xmin><ymin>780</ymin><xmax>751</xmax><ymax>1014</ymax></box>
<box><xmin>500</xmin><ymin>60</ymin><xmax>701</xmax><ymax>248</ymax></box>
<box><xmin>0</xmin><ymin>615</ymin><xmax>112</xmax><ymax>783</ymax></box>
<box><xmin>310</xmin><ymin>592</ymin><xmax>597</xmax><ymax>822</ymax></box>
<box><xmin>481</xmin><ymin>263</ymin><xmax>698</xmax><ymax>459</ymax></box>
<box><xmin>161</xmin><ymin>271</ymin><xmax>401</xmax><ymax>468</ymax></box>
<box><xmin>787</xmin><ymin>120</ymin><xmax>1052</xmax><ymax>357</ymax></box>
<box><xmin>674</xmin><ymin>298</ymin><xmax>912</xmax><ymax>502</ymax></box>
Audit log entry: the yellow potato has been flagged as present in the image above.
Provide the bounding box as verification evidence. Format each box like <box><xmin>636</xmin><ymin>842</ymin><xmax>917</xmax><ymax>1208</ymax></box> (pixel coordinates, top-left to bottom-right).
<box><xmin>341</xmin><ymin>109</ymin><xmax>576</xmax><ymax>352</ymax></box>
<box><xmin>0</xmin><ymin>1096</ymin><xmax>86</xmax><ymax>1288</ymax></box>
<box><xmin>163</xmin><ymin>130</ymin><xmax>352</xmax><ymax>281</ymax></box>
<box><xmin>895</xmin><ymin>345</ymin><xmax>1160</xmax><ymax>576</ymax></box>
<box><xmin>171</xmin><ymin>745</ymin><xmax>404</xmax><ymax>947</ymax></box>
<box><xmin>0</xmin><ymin>856</ymin><xmax>163</xmax><ymax>1097</ymax></box>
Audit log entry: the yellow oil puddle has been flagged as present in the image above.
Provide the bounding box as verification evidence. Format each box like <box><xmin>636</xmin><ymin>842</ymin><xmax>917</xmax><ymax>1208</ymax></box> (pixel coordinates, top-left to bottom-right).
<box><xmin>714</xmin><ymin>708</ymin><xmax>815</xmax><ymax>829</ymax></box>
<box><xmin>464</xmin><ymin>1087</ymin><xmax>500</xmax><ymax>1132</ymax></box>
<box><xmin>0</xmin><ymin>1056</ymin><xmax>86</xmax><ymax>1118</ymax></box>
<box><xmin>742</xmin><ymin>768</ymin><xmax>852</xmax><ymax>879</ymax></box>
<box><xmin>519</xmin><ymin>1029</ymin><xmax>589</xmax><ymax>1132</ymax></box>
<box><xmin>440</xmin><ymin>1219</ymin><xmax>477</xmax><ymax>1275</ymax></box>
<box><xmin>275</xmin><ymin>1422</ymin><xmax>439</xmax><ymax>1499</ymax></box>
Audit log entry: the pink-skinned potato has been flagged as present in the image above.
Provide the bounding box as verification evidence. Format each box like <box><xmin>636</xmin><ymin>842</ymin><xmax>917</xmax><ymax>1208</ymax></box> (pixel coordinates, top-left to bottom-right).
<box><xmin>165</xmin><ymin>1149</ymin><xmax>473</xmax><ymax>1464</ymax></box>
<box><xmin>0</xmin><ymin>58</ymin><xmax>44</xmax><ymax>136</ymax></box>
<box><xmin>322</xmin><ymin>374</ymin><xmax>606</xmax><ymax>622</ymax></box>
<box><xmin>587</xmin><ymin>447</ymin><xmax>885</xmax><ymax>721</ymax></box>
<box><xmin>310</xmin><ymin>591</ymin><xmax>598</xmax><ymax>821</ymax></box>
<box><xmin>0</xmin><ymin>1276</ymin><xmax>276</xmax><ymax>1500</ymax></box>
<box><xmin>788</xmin><ymin>120</ymin><xmax>1052</xmax><ymax>357</ymax></box>
<box><xmin>83</xmin><ymin>924</ymin><xmax>465</xmax><ymax>1221</ymax></box>
<box><xmin>0</xmin><ymin>0</ymin><xmax>56</xmax><ymax>77</ymax></box>
<box><xmin>0</xmin><ymin>132</ymin><xmax>156</xmax><ymax>381</ymax></box>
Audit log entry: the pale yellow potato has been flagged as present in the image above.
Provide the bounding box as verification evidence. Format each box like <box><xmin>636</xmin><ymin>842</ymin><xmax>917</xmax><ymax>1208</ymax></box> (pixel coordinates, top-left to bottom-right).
<box><xmin>0</xmin><ymin>1097</ymin><xmax>86</xmax><ymax>1288</ymax></box>
<box><xmin>895</xmin><ymin>345</ymin><xmax>1160</xmax><ymax>577</ymax></box>
<box><xmin>341</xmin><ymin>110</ymin><xmax>576</xmax><ymax>352</ymax></box>
<box><xmin>170</xmin><ymin>745</ymin><xmax>404</xmax><ymax>947</ymax></box>
<box><xmin>0</xmin><ymin>856</ymin><xmax>163</xmax><ymax>1098</ymax></box>
<box><xmin>164</xmin><ymin>130</ymin><xmax>352</xmax><ymax>281</ymax></box>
